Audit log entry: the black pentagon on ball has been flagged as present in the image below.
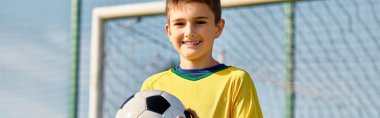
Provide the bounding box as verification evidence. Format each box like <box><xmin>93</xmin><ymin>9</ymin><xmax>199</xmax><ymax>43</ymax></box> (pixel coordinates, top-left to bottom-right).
<box><xmin>146</xmin><ymin>95</ymin><xmax>171</xmax><ymax>114</ymax></box>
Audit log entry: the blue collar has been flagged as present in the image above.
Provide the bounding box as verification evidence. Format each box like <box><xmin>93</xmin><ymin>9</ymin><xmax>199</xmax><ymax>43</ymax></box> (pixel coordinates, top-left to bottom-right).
<box><xmin>172</xmin><ymin>64</ymin><xmax>229</xmax><ymax>81</ymax></box>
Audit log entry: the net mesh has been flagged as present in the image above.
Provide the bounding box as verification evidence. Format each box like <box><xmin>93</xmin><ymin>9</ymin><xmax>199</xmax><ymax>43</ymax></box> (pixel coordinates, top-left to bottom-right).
<box><xmin>103</xmin><ymin>16</ymin><xmax>178</xmax><ymax>117</ymax></box>
<box><xmin>99</xmin><ymin>0</ymin><xmax>380</xmax><ymax>118</ymax></box>
<box><xmin>294</xmin><ymin>1</ymin><xmax>380</xmax><ymax>117</ymax></box>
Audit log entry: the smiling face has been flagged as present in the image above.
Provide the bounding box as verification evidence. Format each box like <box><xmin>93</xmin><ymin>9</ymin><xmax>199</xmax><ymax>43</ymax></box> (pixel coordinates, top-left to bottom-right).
<box><xmin>165</xmin><ymin>2</ymin><xmax>224</xmax><ymax>65</ymax></box>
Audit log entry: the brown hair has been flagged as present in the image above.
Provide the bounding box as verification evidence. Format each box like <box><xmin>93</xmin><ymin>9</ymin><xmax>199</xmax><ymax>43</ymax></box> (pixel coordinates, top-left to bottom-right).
<box><xmin>165</xmin><ymin>0</ymin><xmax>221</xmax><ymax>25</ymax></box>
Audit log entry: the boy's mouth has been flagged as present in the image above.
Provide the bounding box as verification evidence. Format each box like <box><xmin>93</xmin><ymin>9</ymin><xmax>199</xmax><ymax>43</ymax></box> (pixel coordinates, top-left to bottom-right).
<box><xmin>182</xmin><ymin>41</ymin><xmax>202</xmax><ymax>46</ymax></box>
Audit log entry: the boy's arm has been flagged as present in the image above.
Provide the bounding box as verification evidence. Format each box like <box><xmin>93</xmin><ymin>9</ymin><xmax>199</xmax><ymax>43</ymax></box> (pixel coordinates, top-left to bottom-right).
<box><xmin>232</xmin><ymin>72</ymin><xmax>263</xmax><ymax>118</ymax></box>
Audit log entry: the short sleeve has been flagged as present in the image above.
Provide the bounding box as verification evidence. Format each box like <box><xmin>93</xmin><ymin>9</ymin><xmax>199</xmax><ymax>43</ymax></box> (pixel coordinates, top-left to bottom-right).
<box><xmin>140</xmin><ymin>71</ymin><xmax>168</xmax><ymax>91</ymax></box>
<box><xmin>232</xmin><ymin>72</ymin><xmax>263</xmax><ymax>118</ymax></box>
<box><xmin>140</xmin><ymin>80</ymin><xmax>151</xmax><ymax>91</ymax></box>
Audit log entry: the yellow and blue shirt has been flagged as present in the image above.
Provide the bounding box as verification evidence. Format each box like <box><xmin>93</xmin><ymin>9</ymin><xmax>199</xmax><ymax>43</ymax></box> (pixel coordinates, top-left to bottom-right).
<box><xmin>141</xmin><ymin>64</ymin><xmax>262</xmax><ymax>118</ymax></box>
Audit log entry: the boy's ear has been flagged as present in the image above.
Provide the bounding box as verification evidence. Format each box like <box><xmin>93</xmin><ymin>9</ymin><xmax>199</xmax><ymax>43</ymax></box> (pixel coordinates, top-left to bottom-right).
<box><xmin>165</xmin><ymin>23</ymin><xmax>171</xmax><ymax>36</ymax></box>
<box><xmin>215</xmin><ymin>19</ymin><xmax>225</xmax><ymax>39</ymax></box>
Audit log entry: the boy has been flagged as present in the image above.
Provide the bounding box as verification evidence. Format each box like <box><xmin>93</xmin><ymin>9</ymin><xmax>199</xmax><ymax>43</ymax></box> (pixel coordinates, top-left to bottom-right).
<box><xmin>141</xmin><ymin>0</ymin><xmax>263</xmax><ymax>117</ymax></box>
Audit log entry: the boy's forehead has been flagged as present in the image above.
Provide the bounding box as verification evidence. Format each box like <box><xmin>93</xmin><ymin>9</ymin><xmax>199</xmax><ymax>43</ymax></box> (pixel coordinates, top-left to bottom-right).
<box><xmin>169</xmin><ymin>10</ymin><xmax>211</xmax><ymax>20</ymax></box>
<box><xmin>167</xmin><ymin>2</ymin><xmax>214</xmax><ymax>20</ymax></box>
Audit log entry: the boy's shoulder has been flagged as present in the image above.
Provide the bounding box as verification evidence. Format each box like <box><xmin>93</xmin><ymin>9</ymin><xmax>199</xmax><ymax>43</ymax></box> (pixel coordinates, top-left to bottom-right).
<box><xmin>223</xmin><ymin>66</ymin><xmax>251</xmax><ymax>77</ymax></box>
<box><xmin>223</xmin><ymin>66</ymin><xmax>255</xmax><ymax>88</ymax></box>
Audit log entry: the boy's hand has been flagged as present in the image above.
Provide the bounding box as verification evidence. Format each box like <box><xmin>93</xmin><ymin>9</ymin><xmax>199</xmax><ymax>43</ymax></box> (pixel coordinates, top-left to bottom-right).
<box><xmin>186</xmin><ymin>108</ymin><xmax>199</xmax><ymax>118</ymax></box>
<box><xmin>176</xmin><ymin>108</ymin><xmax>199</xmax><ymax>118</ymax></box>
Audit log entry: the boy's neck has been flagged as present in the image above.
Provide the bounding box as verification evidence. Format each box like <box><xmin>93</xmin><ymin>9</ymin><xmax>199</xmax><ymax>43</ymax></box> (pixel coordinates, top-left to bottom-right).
<box><xmin>179</xmin><ymin>57</ymin><xmax>219</xmax><ymax>69</ymax></box>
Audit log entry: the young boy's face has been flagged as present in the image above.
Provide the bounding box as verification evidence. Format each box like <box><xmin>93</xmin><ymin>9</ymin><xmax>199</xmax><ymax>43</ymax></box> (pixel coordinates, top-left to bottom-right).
<box><xmin>165</xmin><ymin>2</ymin><xmax>224</xmax><ymax>61</ymax></box>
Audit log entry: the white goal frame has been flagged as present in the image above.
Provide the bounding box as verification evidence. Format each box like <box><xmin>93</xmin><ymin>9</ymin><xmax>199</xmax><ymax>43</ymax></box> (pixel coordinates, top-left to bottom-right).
<box><xmin>89</xmin><ymin>0</ymin><xmax>292</xmax><ymax>118</ymax></box>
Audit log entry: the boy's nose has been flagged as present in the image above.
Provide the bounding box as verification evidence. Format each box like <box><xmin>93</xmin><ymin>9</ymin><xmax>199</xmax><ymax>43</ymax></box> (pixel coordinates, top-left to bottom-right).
<box><xmin>184</xmin><ymin>25</ymin><xmax>196</xmax><ymax>39</ymax></box>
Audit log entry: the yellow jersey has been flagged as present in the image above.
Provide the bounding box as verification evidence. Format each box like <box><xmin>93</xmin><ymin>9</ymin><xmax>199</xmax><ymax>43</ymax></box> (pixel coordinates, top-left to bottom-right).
<box><xmin>140</xmin><ymin>66</ymin><xmax>262</xmax><ymax>118</ymax></box>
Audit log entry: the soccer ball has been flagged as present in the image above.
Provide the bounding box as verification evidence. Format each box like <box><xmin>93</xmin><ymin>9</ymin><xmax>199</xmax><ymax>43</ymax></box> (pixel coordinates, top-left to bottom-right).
<box><xmin>115</xmin><ymin>90</ymin><xmax>190</xmax><ymax>118</ymax></box>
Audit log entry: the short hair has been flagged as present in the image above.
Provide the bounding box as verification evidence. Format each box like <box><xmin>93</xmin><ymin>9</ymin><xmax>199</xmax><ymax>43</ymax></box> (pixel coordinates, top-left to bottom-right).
<box><xmin>165</xmin><ymin>0</ymin><xmax>221</xmax><ymax>25</ymax></box>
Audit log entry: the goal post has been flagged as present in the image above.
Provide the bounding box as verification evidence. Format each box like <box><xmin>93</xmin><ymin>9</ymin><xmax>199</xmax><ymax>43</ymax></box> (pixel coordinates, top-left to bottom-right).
<box><xmin>90</xmin><ymin>0</ymin><xmax>292</xmax><ymax>118</ymax></box>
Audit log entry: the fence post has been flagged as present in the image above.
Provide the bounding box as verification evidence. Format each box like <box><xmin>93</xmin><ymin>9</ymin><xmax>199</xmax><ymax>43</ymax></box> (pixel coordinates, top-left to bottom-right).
<box><xmin>285</xmin><ymin>1</ymin><xmax>296</xmax><ymax>118</ymax></box>
<box><xmin>70</xmin><ymin>0</ymin><xmax>81</xmax><ymax>118</ymax></box>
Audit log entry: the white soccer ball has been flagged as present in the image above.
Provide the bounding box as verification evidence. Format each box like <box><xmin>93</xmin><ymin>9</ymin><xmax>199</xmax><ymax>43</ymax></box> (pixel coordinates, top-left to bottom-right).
<box><xmin>115</xmin><ymin>90</ymin><xmax>190</xmax><ymax>118</ymax></box>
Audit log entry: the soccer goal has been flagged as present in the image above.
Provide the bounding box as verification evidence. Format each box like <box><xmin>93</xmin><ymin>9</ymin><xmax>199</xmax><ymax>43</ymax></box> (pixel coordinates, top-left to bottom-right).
<box><xmin>90</xmin><ymin>0</ymin><xmax>293</xmax><ymax>118</ymax></box>
<box><xmin>91</xmin><ymin>0</ymin><xmax>380</xmax><ymax>118</ymax></box>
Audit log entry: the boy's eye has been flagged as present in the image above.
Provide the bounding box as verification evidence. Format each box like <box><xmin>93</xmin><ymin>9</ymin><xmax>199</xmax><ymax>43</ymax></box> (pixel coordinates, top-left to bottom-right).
<box><xmin>195</xmin><ymin>21</ymin><xmax>206</xmax><ymax>24</ymax></box>
<box><xmin>173</xmin><ymin>22</ymin><xmax>185</xmax><ymax>26</ymax></box>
